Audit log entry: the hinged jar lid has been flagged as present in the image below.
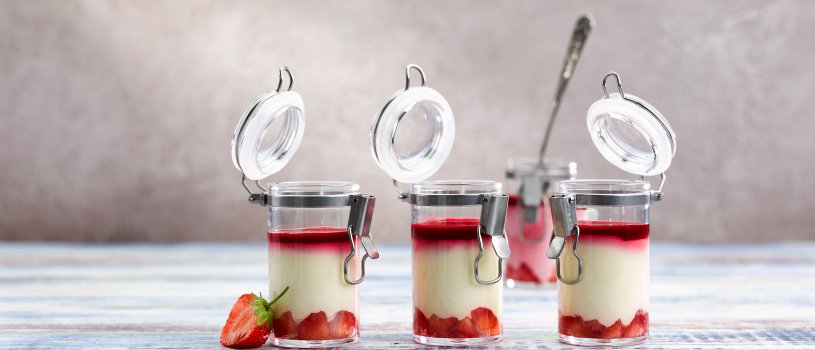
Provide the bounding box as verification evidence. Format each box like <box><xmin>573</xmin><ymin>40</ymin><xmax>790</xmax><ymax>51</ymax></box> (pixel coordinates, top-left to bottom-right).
<box><xmin>586</xmin><ymin>72</ymin><xmax>676</xmax><ymax>177</ymax></box>
<box><xmin>369</xmin><ymin>65</ymin><xmax>455</xmax><ymax>184</ymax></box>
<box><xmin>232</xmin><ymin>67</ymin><xmax>305</xmax><ymax>181</ymax></box>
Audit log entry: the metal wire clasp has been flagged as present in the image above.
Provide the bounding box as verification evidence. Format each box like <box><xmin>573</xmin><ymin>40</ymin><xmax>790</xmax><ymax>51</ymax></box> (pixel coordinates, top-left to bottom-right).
<box><xmin>474</xmin><ymin>194</ymin><xmax>511</xmax><ymax>285</ymax></box>
<box><xmin>343</xmin><ymin>194</ymin><xmax>380</xmax><ymax>285</ymax></box>
<box><xmin>546</xmin><ymin>193</ymin><xmax>582</xmax><ymax>285</ymax></box>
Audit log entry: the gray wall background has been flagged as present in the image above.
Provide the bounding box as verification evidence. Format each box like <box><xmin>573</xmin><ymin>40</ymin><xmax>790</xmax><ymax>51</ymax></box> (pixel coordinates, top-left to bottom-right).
<box><xmin>1</xmin><ymin>0</ymin><xmax>814</xmax><ymax>242</ymax></box>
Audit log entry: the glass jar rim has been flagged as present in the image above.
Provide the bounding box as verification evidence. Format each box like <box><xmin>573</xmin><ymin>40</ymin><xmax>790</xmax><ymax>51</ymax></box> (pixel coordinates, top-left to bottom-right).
<box><xmin>410</xmin><ymin>179</ymin><xmax>501</xmax><ymax>195</ymax></box>
<box><xmin>558</xmin><ymin>179</ymin><xmax>650</xmax><ymax>195</ymax></box>
<box><xmin>506</xmin><ymin>157</ymin><xmax>577</xmax><ymax>179</ymax></box>
<box><xmin>269</xmin><ymin>181</ymin><xmax>360</xmax><ymax>196</ymax></box>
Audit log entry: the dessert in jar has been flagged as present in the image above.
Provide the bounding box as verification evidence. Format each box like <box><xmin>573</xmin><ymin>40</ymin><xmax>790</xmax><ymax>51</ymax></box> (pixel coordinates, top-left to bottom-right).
<box><xmin>547</xmin><ymin>72</ymin><xmax>677</xmax><ymax>347</ymax></box>
<box><xmin>231</xmin><ymin>67</ymin><xmax>379</xmax><ymax>348</ymax></box>
<box><xmin>369</xmin><ymin>65</ymin><xmax>510</xmax><ymax>346</ymax></box>
<box><xmin>504</xmin><ymin>158</ymin><xmax>576</xmax><ymax>287</ymax></box>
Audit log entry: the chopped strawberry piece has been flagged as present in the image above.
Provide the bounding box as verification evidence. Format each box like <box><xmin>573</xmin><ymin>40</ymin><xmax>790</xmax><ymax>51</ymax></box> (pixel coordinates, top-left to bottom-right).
<box><xmin>623</xmin><ymin>310</ymin><xmax>649</xmax><ymax>338</ymax></box>
<box><xmin>329</xmin><ymin>310</ymin><xmax>358</xmax><ymax>339</ymax></box>
<box><xmin>507</xmin><ymin>263</ymin><xmax>540</xmax><ymax>283</ymax></box>
<box><xmin>470</xmin><ymin>307</ymin><xmax>500</xmax><ymax>336</ymax></box>
<box><xmin>559</xmin><ymin>314</ymin><xmax>584</xmax><ymax>337</ymax></box>
<box><xmin>414</xmin><ymin>308</ymin><xmax>430</xmax><ymax>336</ymax></box>
<box><xmin>582</xmin><ymin>319</ymin><xmax>606</xmax><ymax>338</ymax></box>
<box><xmin>427</xmin><ymin>314</ymin><xmax>457</xmax><ymax>338</ymax></box>
<box><xmin>297</xmin><ymin>311</ymin><xmax>331</xmax><ymax>340</ymax></box>
<box><xmin>272</xmin><ymin>311</ymin><xmax>297</xmax><ymax>339</ymax></box>
<box><xmin>546</xmin><ymin>268</ymin><xmax>558</xmax><ymax>283</ymax></box>
<box><xmin>560</xmin><ymin>309</ymin><xmax>648</xmax><ymax>339</ymax></box>
<box><xmin>600</xmin><ymin>320</ymin><xmax>623</xmax><ymax>339</ymax></box>
<box><xmin>220</xmin><ymin>294</ymin><xmax>271</xmax><ymax>349</ymax></box>
<box><xmin>450</xmin><ymin>317</ymin><xmax>479</xmax><ymax>338</ymax></box>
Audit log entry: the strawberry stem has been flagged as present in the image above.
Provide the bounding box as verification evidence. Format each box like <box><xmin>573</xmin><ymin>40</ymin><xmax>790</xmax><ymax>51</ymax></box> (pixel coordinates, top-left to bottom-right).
<box><xmin>269</xmin><ymin>286</ymin><xmax>289</xmax><ymax>305</ymax></box>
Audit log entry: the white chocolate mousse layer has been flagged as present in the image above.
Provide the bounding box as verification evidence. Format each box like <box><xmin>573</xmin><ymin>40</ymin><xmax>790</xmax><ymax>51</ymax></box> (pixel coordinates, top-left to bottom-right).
<box><xmin>413</xmin><ymin>241</ymin><xmax>501</xmax><ymax>318</ymax></box>
<box><xmin>268</xmin><ymin>229</ymin><xmax>359</xmax><ymax>320</ymax></box>
<box><xmin>559</xmin><ymin>235</ymin><xmax>649</xmax><ymax>327</ymax></box>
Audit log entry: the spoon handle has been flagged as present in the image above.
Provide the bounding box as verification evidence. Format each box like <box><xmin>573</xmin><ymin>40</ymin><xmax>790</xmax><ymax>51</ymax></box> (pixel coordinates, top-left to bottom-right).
<box><xmin>538</xmin><ymin>15</ymin><xmax>595</xmax><ymax>165</ymax></box>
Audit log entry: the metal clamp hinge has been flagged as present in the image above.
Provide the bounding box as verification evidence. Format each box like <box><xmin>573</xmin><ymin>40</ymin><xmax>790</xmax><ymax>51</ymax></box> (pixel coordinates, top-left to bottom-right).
<box><xmin>474</xmin><ymin>193</ymin><xmax>511</xmax><ymax>285</ymax></box>
<box><xmin>518</xmin><ymin>174</ymin><xmax>549</xmax><ymax>244</ymax></box>
<box><xmin>343</xmin><ymin>194</ymin><xmax>380</xmax><ymax>285</ymax></box>
<box><xmin>546</xmin><ymin>193</ymin><xmax>582</xmax><ymax>285</ymax></box>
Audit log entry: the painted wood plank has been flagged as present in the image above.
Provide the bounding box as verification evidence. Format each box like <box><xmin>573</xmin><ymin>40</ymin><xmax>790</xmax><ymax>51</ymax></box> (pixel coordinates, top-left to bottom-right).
<box><xmin>0</xmin><ymin>243</ymin><xmax>813</xmax><ymax>349</ymax></box>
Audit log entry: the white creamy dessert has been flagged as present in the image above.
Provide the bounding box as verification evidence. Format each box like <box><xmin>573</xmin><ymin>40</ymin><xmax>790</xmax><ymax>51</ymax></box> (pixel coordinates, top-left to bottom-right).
<box><xmin>558</xmin><ymin>235</ymin><xmax>649</xmax><ymax>327</ymax></box>
<box><xmin>268</xmin><ymin>245</ymin><xmax>358</xmax><ymax>320</ymax></box>
<box><xmin>413</xmin><ymin>242</ymin><xmax>501</xmax><ymax>318</ymax></box>
<box><xmin>267</xmin><ymin>227</ymin><xmax>360</xmax><ymax>343</ymax></box>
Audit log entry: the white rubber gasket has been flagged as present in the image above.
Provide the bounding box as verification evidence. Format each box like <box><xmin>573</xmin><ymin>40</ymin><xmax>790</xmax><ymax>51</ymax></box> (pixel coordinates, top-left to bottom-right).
<box><xmin>370</xmin><ymin>86</ymin><xmax>455</xmax><ymax>184</ymax></box>
<box><xmin>232</xmin><ymin>91</ymin><xmax>305</xmax><ymax>181</ymax></box>
<box><xmin>586</xmin><ymin>93</ymin><xmax>675</xmax><ymax>177</ymax></box>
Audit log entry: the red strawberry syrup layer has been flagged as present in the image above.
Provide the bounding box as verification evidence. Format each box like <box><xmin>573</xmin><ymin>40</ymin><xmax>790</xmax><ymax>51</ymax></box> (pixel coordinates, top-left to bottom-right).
<box><xmin>559</xmin><ymin>310</ymin><xmax>648</xmax><ymax>339</ymax></box>
<box><xmin>577</xmin><ymin>220</ymin><xmax>649</xmax><ymax>250</ymax></box>
<box><xmin>414</xmin><ymin>307</ymin><xmax>501</xmax><ymax>339</ymax></box>
<box><xmin>505</xmin><ymin>195</ymin><xmax>556</xmax><ymax>284</ymax></box>
<box><xmin>411</xmin><ymin>217</ymin><xmax>490</xmax><ymax>248</ymax></box>
<box><xmin>268</xmin><ymin>226</ymin><xmax>352</xmax><ymax>253</ymax></box>
<box><xmin>273</xmin><ymin>309</ymin><xmax>358</xmax><ymax>341</ymax></box>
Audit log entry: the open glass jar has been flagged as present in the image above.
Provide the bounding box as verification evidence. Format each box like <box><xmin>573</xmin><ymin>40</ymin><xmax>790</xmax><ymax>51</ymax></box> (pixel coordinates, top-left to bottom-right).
<box><xmin>370</xmin><ymin>65</ymin><xmax>510</xmax><ymax>346</ymax></box>
<box><xmin>547</xmin><ymin>72</ymin><xmax>676</xmax><ymax>347</ymax></box>
<box><xmin>504</xmin><ymin>158</ymin><xmax>576</xmax><ymax>287</ymax></box>
<box><xmin>232</xmin><ymin>68</ymin><xmax>378</xmax><ymax>348</ymax></box>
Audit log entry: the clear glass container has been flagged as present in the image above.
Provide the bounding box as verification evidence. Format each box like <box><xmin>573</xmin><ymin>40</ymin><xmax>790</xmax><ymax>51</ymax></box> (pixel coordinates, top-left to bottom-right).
<box><xmin>554</xmin><ymin>180</ymin><xmax>650</xmax><ymax>347</ymax></box>
<box><xmin>410</xmin><ymin>180</ymin><xmax>505</xmax><ymax>346</ymax></box>
<box><xmin>267</xmin><ymin>181</ymin><xmax>363</xmax><ymax>348</ymax></box>
<box><xmin>504</xmin><ymin>158</ymin><xmax>576</xmax><ymax>287</ymax></box>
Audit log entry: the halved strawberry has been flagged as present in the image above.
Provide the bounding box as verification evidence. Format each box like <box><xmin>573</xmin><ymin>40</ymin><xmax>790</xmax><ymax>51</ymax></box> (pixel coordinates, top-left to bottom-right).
<box><xmin>600</xmin><ymin>320</ymin><xmax>623</xmax><ymax>339</ymax></box>
<box><xmin>329</xmin><ymin>310</ymin><xmax>357</xmax><ymax>339</ymax></box>
<box><xmin>427</xmin><ymin>314</ymin><xmax>457</xmax><ymax>338</ymax></box>
<box><xmin>622</xmin><ymin>310</ymin><xmax>648</xmax><ymax>338</ymax></box>
<box><xmin>297</xmin><ymin>311</ymin><xmax>331</xmax><ymax>340</ymax></box>
<box><xmin>414</xmin><ymin>308</ymin><xmax>430</xmax><ymax>336</ymax></box>
<box><xmin>470</xmin><ymin>307</ymin><xmax>500</xmax><ymax>336</ymax></box>
<box><xmin>272</xmin><ymin>311</ymin><xmax>297</xmax><ymax>339</ymax></box>
<box><xmin>559</xmin><ymin>314</ymin><xmax>584</xmax><ymax>337</ymax></box>
<box><xmin>220</xmin><ymin>289</ymin><xmax>289</xmax><ymax>349</ymax></box>
<box><xmin>450</xmin><ymin>317</ymin><xmax>479</xmax><ymax>338</ymax></box>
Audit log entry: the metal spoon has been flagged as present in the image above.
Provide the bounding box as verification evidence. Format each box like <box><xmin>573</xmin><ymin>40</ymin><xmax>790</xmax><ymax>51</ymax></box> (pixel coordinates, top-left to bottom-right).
<box><xmin>537</xmin><ymin>14</ymin><xmax>595</xmax><ymax>165</ymax></box>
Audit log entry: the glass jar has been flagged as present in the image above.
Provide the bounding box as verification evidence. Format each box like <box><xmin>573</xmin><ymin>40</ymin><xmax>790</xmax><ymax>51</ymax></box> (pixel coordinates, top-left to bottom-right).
<box><xmin>266</xmin><ymin>181</ymin><xmax>377</xmax><ymax>348</ymax></box>
<box><xmin>230</xmin><ymin>68</ymin><xmax>379</xmax><ymax>348</ymax></box>
<box><xmin>504</xmin><ymin>158</ymin><xmax>576</xmax><ymax>287</ymax></box>
<box><xmin>368</xmin><ymin>65</ymin><xmax>510</xmax><ymax>346</ymax></box>
<box><xmin>547</xmin><ymin>72</ymin><xmax>676</xmax><ymax>347</ymax></box>
<box><xmin>550</xmin><ymin>180</ymin><xmax>650</xmax><ymax>346</ymax></box>
<box><xmin>409</xmin><ymin>180</ymin><xmax>509</xmax><ymax>346</ymax></box>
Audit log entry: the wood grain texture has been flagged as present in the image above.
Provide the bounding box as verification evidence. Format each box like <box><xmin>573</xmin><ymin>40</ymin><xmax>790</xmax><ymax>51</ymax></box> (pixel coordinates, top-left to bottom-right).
<box><xmin>0</xmin><ymin>243</ymin><xmax>813</xmax><ymax>349</ymax></box>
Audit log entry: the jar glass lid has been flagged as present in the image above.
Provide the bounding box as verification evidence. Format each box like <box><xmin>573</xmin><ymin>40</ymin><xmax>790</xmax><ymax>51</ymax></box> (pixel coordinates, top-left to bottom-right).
<box><xmin>586</xmin><ymin>72</ymin><xmax>676</xmax><ymax>177</ymax></box>
<box><xmin>232</xmin><ymin>67</ymin><xmax>305</xmax><ymax>181</ymax></box>
<box><xmin>370</xmin><ymin>65</ymin><xmax>455</xmax><ymax>184</ymax></box>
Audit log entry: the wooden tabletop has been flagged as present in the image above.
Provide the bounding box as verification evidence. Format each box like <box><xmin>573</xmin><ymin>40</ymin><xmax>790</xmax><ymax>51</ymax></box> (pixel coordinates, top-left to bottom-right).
<box><xmin>1</xmin><ymin>243</ymin><xmax>813</xmax><ymax>349</ymax></box>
